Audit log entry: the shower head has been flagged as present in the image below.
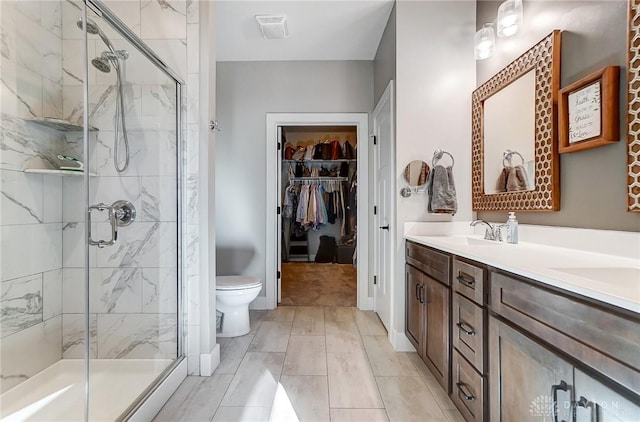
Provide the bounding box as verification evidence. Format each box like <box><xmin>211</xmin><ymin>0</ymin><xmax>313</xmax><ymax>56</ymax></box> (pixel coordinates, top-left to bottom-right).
<box><xmin>76</xmin><ymin>17</ymin><xmax>100</xmax><ymax>35</ymax></box>
<box><xmin>91</xmin><ymin>56</ymin><xmax>111</xmax><ymax>73</ymax></box>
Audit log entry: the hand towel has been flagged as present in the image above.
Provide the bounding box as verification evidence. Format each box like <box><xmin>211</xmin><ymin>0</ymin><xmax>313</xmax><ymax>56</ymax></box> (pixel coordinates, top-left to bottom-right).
<box><xmin>506</xmin><ymin>165</ymin><xmax>530</xmax><ymax>192</ymax></box>
<box><xmin>427</xmin><ymin>165</ymin><xmax>457</xmax><ymax>215</ymax></box>
<box><xmin>495</xmin><ymin>167</ymin><xmax>510</xmax><ymax>192</ymax></box>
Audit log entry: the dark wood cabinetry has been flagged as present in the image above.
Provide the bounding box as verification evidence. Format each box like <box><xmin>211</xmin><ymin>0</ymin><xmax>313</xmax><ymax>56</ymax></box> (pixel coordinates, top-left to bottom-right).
<box><xmin>405</xmin><ymin>240</ymin><xmax>640</xmax><ymax>422</ymax></box>
<box><xmin>405</xmin><ymin>241</ymin><xmax>451</xmax><ymax>392</ymax></box>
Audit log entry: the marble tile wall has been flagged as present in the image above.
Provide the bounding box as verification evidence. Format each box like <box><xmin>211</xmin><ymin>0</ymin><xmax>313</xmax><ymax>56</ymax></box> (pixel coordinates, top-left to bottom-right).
<box><xmin>56</xmin><ymin>0</ymin><xmax>202</xmax><ymax>374</ymax></box>
<box><xmin>1</xmin><ymin>0</ymin><xmax>203</xmax><ymax>395</ymax></box>
<box><xmin>0</xmin><ymin>1</ymin><xmax>65</xmax><ymax>393</ymax></box>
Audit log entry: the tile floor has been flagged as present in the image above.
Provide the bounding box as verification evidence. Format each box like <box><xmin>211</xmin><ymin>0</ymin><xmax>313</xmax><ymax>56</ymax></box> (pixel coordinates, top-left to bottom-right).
<box><xmin>154</xmin><ymin>307</ymin><xmax>465</xmax><ymax>422</ymax></box>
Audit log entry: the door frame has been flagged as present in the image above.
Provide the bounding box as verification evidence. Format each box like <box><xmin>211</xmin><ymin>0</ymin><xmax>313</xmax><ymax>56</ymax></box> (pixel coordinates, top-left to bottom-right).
<box><xmin>372</xmin><ymin>81</ymin><xmax>395</xmax><ymax>332</ymax></box>
<box><xmin>265</xmin><ymin>113</ymin><xmax>371</xmax><ymax>310</ymax></box>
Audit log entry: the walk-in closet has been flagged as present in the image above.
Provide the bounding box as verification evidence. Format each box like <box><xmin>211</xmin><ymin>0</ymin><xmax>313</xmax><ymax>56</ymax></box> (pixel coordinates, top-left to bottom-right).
<box><xmin>280</xmin><ymin>126</ymin><xmax>358</xmax><ymax>306</ymax></box>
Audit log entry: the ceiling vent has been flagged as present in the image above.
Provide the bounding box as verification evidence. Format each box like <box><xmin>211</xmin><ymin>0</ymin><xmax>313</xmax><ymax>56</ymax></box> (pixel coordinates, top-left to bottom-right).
<box><xmin>255</xmin><ymin>15</ymin><xmax>289</xmax><ymax>40</ymax></box>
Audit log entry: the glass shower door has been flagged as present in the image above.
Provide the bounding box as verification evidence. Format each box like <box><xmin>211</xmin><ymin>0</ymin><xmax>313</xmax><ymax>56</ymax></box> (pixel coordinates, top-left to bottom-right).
<box><xmin>80</xmin><ymin>3</ymin><xmax>182</xmax><ymax>420</ymax></box>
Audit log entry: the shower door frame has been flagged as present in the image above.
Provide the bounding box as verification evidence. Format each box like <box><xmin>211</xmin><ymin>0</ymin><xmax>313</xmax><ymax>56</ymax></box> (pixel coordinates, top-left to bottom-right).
<box><xmin>81</xmin><ymin>0</ymin><xmax>186</xmax><ymax>420</ymax></box>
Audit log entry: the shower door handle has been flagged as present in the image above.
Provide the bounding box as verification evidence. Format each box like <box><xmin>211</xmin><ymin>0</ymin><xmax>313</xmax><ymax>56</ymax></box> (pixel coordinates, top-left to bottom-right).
<box><xmin>88</xmin><ymin>203</ymin><xmax>118</xmax><ymax>248</ymax></box>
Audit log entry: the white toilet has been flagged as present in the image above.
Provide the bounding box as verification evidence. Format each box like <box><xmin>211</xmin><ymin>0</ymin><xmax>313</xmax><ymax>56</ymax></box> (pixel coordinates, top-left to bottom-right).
<box><xmin>216</xmin><ymin>276</ymin><xmax>262</xmax><ymax>337</ymax></box>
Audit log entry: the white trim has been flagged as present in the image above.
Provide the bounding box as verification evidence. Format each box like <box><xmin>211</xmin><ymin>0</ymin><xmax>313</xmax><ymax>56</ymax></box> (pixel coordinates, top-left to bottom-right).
<box><xmin>199</xmin><ymin>343</ymin><xmax>220</xmax><ymax>376</ymax></box>
<box><xmin>129</xmin><ymin>359</ymin><xmax>187</xmax><ymax>422</ymax></box>
<box><xmin>389</xmin><ymin>329</ymin><xmax>416</xmax><ymax>352</ymax></box>
<box><xmin>266</xmin><ymin>113</ymin><xmax>370</xmax><ymax>310</ymax></box>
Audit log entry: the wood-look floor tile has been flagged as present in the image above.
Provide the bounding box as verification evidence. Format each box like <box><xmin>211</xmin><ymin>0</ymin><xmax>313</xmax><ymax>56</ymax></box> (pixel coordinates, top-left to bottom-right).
<box><xmin>362</xmin><ymin>336</ymin><xmax>417</xmax><ymax>377</ymax></box>
<box><xmin>353</xmin><ymin>310</ymin><xmax>387</xmax><ymax>336</ymax></box>
<box><xmin>283</xmin><ymin>335</ymin><xmax>327</xmax><ymax>376</ymax></box>
<box><xmin>249</xmin><ymin>320</ymin><xmax>292</xmax><ymax>353</ymax></box>
<box><xmin>376</xmin><ymin>376</ymin><xmax>448</xmax><ymax>422</ymax></box>
<box><xmin>330</xmin><ymin>409</ymin><xmax>390</xmax><ymax>422</ymax></box>
<box><xmin>221</xmin><ymin>352</ymin><xmax>285</xmax><ymax>407</ymax></box>
<box><xmin>292</xmin><ymin>306</ymin><xmax>325</xmax><ymax>335</ymax></box>
<box><xmin>263</xmin><ymin>306</ymin><xmax>296</xmax><ymax>322</ymax></box>
<box><xmin>154</xmin><ymin>374</ymin><xmax>233</xmax><ymax>421</ymax></box>
<box><xmin>407</xmin><ymin>352</ymin><xmax>456</xmax><ymax>410</ymax></box>
<box><xmin>277</xmin><ymin>375</ymin><xmax>330</xmax><ymax>422</ymax></box>
<box><xmin>327</xmin><ymin>351</ymin><xmax>383</xmax><ymax>409</ymax></box>
<box><xmin>212</xmin><ymin>406</ymin><xmax>272</xmax><ymax>422</ymax></box>
<box><xmin>215</xmin><ymin>335</ymin><xmax>254</xmax><ymax>374</ymax></box>
<box><xmin>249</xmin><ymin>310</ymin><xmax>267</xmax><ymax>335</ymax></box>
<box><xmin>325</xmin><ymin>320</ymin><xmax>363</xmax><ymax>353</ymax></box>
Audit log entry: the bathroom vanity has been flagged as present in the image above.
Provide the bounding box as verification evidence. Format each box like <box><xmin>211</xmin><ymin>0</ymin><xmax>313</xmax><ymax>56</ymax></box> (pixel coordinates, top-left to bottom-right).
<box><xmin>404</xmin><ymin>226</ymin><xmax>640</xmax><ymax>422</ymax></box>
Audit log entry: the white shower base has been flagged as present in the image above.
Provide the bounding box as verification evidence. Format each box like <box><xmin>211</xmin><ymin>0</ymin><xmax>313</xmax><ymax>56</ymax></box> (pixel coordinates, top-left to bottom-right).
<box><xmin>0</xmin><ymin>359</ymin><xmax>173</xmax><ymax>422</ymax></box>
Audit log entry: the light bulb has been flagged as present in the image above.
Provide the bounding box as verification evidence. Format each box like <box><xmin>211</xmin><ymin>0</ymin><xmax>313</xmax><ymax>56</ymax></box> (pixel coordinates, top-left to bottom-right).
<box><xmin>474</xmin><ymin>24</ymin><xmax>495</xmax><ymax>60</ymax></box>
<box><xmin>497</xmin><ymin>0</ymin><xmax>523</xmax><ymax>37</ymax></box>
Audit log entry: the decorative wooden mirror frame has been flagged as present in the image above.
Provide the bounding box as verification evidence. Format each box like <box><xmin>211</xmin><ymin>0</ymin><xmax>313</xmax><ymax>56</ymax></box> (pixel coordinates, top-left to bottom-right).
<box><xmin>627</xmin><ymin>0</ymin><xmax>640</xmax><ymax>212</ymax></box>
<box><xmin>472</xmin><ymin>30</ymin><xmax>561</xmax><ymax>211</ymax></box>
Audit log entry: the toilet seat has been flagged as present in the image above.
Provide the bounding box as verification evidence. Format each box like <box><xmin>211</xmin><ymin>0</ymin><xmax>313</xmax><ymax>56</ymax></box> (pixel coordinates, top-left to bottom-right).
<box><xmin>217</xmin><ymin>276</ymin><xmax>262</xmax><ymax>291</ymax></box>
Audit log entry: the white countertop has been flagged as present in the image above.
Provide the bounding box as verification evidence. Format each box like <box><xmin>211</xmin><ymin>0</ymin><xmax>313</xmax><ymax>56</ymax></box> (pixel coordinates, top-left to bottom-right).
<box><xmin>404</xmin><ymin>223</ymin><xmax>640</xmax><ymax>314</ymax></box>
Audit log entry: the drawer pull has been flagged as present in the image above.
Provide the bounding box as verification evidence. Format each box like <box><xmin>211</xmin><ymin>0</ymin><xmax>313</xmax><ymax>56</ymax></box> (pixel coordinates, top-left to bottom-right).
<box><xmin>456</xmin><ymin>382</ymin><xmax>475</xmax><ymax>401</ymax></box>
<box><xmin>571</xmin><ymin>396</ymin><xmax>598</xmax><ymax>422</ymax></box>
<box><xmin>551</xmin><ymin>380</ymin><xmax>568</xmax><ymax>422</ymax></box>
<box><xmin>456</xmin><ymin>322</ymin><xmax>476</xmax><ymax>336</ymax></box>
<box><xmin>456</xmin><ymin>274</ymin><xmax>475</xmax><ymax>287</ymax></box>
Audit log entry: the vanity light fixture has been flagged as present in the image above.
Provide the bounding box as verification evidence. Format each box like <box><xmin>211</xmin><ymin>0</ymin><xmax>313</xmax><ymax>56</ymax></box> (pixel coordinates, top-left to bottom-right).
<box><xmin>474</xmin><ymin>23</ymin><xmax>496</xmax><ymax>60</ymax></box>
<box><xmin>497</xmin><ymin>0</ymin><xmax>523</xmax><ymax>37</ymax></box>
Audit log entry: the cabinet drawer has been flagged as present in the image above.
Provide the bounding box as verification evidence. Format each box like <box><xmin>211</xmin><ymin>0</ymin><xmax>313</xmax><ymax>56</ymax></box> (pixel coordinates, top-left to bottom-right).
<box><xmin>406</xmin><ymin>241</ymin><xmax>450</xmax><ymax>285</ymax></box>
<box><xmin>453</xmin><ymin>258</ymin><xmax>486</xmax><ymax>306</ymax></box>
<box><xmin>453</xmin><ymin>293</ymin><xmax>485</xmax><ymax>374</ymax></box>
<box><xmin>451</xmin><ymin>350</ymin><xmax>485</xmax><ymax>422</ymax></box>
<box><xmin>490</xmin><ymin>271</ymin><xmax>640</xmax><ymax>397</ymax></box>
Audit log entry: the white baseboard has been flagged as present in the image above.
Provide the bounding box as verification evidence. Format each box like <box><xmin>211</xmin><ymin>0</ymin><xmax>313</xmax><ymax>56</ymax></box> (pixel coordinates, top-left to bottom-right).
<box><xmin>199</xmin><ymin>344</ymin><xmax>220</xmax><ymax>376</ymax></box>
<box><xmin>358</xmin><ymin>296</ymin><xmax>373</xmax><ymax>310</ymax></box>
<box><xmin>130</xmin><ymin>358</ymin><xmax>187</xmax><ymax>422</ymax></box>
<box><xmin>390</xmin><ymin>328</ymin><xmax>416</xmax><ymax>352</ymax></box>
<box><xmin>249</xmin><ymin>296</ymin><xmax>271</xmax><ymax>310</ymax></box>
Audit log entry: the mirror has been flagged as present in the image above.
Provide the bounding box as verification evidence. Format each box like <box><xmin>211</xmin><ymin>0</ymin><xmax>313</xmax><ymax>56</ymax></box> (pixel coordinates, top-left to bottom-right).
<box><xmin>483</xmin><ymin>70</ymin><xmax>536</xmax><ymax>194</ymax></box>
<box><xmin>472</xmin><ymin>30</ymin><xmax>561</xmax><ymax>211</ymax></box>
<box><xmin>403</xmin><ymin>160</ymin><xmax>430</xmax><ymax>187</ymax></box>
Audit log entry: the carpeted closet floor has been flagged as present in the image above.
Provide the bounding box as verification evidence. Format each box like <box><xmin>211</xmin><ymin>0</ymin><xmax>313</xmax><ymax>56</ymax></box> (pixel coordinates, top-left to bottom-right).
<box><xmin>280</xmin><ymin>263</ymin><xmax>357</xmax><ymax>307</ymax></box>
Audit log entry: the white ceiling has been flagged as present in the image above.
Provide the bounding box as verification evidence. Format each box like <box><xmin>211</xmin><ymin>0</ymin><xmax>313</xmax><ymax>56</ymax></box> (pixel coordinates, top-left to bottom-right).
<box><xmin>215</xmin><ymin>0</ymin><xmax>395</xmax><ymax>61</ymax></box>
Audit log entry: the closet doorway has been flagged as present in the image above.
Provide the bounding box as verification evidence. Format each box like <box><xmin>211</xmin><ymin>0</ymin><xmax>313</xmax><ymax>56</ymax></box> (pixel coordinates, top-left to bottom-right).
<box><xmin>265</xmin><ymin>114</ymin><xmax>370</xmax><ymax>310</ymax></box>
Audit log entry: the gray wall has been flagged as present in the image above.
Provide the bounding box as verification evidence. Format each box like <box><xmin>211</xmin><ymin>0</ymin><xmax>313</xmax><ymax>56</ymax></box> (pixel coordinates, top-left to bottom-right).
<box><xmin>215</xmin><ymin>61</ymin><xmax>374</xmax><ymax>294</ymax></box>
<box><xmin>374</xmin><ymin>4</ymin><xmax>396</xmax><ymax>105</ymax></box>
<box><xmin>477</xmin><ymin>0</ymin><xmax>640</xmax><ymax>232</ymax></box>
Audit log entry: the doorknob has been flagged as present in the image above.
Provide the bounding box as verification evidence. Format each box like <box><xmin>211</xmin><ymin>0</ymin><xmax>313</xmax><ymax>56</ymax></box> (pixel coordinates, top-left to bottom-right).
<box><xmin>379</xmin><ymin>225</ymin><xmax>390</xmax><ymax>230</ymax></box>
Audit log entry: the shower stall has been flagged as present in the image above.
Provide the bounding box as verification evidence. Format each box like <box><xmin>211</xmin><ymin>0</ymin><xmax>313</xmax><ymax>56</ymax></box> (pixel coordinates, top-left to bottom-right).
<box><xmin>1</xmin><ymin>0</ymin><xmax>186</xmax><ymax>420</ymax></box>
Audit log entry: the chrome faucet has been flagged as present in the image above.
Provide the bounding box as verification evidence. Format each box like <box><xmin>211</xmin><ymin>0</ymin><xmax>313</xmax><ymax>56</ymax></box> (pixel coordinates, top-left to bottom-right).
<box><xmin>470</xmin><ymin>220</ymin><xmax>502</xmax><ymax>241</ymax></box>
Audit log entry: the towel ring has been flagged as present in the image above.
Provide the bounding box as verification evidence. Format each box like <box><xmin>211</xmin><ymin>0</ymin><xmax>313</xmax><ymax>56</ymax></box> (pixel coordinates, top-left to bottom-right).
<box><xmin>502</xmin><ymin>149</ymin><xmax>525</xmax><ymax>167</ymax></box>
<box><xmin>432</xmin><ymin>149</ymin><xmax>455</xmax><ymax>168</ymax></box>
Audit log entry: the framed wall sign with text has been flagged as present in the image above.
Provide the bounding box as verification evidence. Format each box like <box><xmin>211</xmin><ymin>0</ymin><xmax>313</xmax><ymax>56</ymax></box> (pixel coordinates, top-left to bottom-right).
<box><xmin>559</xmin><ymin>66</ymin><xmax>620</xmax><ymax>154</ymax></box>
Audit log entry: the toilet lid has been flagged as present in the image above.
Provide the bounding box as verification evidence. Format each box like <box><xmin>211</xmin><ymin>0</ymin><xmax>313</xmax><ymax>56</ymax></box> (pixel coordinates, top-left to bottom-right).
<box><xmin>217</xmin><ymin>276</ymin><xmax>262</xmax><ymax>290</ymax></box>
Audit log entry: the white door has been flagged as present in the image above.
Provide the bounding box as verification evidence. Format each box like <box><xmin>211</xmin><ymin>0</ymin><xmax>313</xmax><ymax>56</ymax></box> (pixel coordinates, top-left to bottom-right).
<box><xmin>372</xmin><ymin>82</ymin><xmax>394</xmax><ymax>330</ymax></box>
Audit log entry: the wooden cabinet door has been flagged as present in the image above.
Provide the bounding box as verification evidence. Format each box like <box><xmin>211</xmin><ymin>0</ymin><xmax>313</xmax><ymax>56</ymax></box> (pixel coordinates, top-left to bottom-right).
<box><xmin>405</xmin><ymin>264</ymin><xmax>424</xmax><ymax>355</ymax></box>
<box><xmin>424</xmin><ymin>274</ymin><xmax>450</xmax><ymax>392</ymax></box>
<box><xmin>574</xmin><ymin>369</ymin><xmax>640</xmax><ymax>422</ymax></box>
<box><xmin>489</xmin><ymin>316</ymin><xmax>573</xmax><ymax>422</ymax></box>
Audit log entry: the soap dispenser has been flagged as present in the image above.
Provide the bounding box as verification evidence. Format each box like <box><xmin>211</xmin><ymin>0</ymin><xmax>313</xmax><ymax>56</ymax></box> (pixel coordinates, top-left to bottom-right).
<box><xmin>506</xmin><ymin>212</ymin><xmax>518</xmax><ymax>244</ymax></box>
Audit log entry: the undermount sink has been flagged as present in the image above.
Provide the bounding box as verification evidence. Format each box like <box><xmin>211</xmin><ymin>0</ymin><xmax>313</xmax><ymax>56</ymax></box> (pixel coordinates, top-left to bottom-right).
<box><xmin>436</xmin><ymin>236</ymin><xmax>505</xmax><ymax>246</ymax></box>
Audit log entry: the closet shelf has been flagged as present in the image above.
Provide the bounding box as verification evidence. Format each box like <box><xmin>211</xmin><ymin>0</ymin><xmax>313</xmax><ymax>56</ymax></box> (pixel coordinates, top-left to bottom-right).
<box><xmin>283</xmin><ymin>159</ymin><xmax>356</xmax><ymax>163</ymax></box>
<box><xmin>27</xmin><ymin>117</ymin><xmax>98</xmax><ymax>132</ymax></box>
<box><xmin>290</xmin><ymin>177</ymin><xmax>348</xmax><ymax>182</ymax></box>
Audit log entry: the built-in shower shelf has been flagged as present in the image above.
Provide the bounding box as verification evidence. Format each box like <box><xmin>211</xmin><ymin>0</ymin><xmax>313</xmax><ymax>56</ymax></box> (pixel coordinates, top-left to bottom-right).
<box><xmin>27</xmin><ymin>117</ymin><xmax>98</xmax><ymax>132</ymax></box>
<box><xmin>23</xmin><ymin>168</ymin><xmax>97</xmax><ymax>176</ymax></box>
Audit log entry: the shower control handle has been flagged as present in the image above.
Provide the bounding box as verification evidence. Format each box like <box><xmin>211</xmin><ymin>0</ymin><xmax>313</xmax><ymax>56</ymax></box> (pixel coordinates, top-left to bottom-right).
<box><xmin>88</xmin><ymin>203</ymin><xmax>118</xmax><ymax>248</ymax></box>
<box><xmin>88</xmin><ymin>200</ymin><xmax>136</xmax><ymax>248</ymax></box>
